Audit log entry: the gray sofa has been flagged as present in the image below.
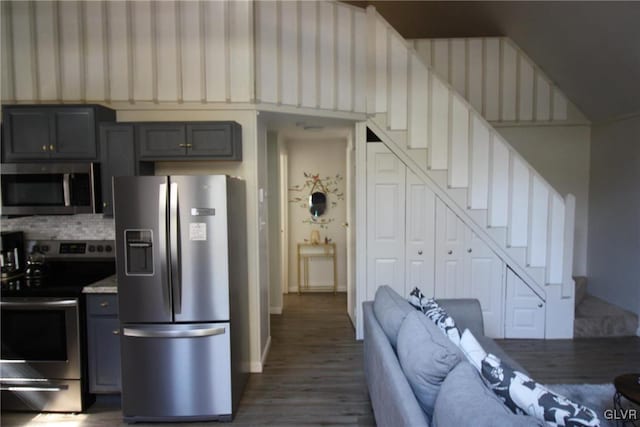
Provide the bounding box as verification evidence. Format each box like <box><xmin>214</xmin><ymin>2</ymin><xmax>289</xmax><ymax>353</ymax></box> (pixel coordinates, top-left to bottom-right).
<box><xmin>363</xmin><ymin>285</ymin><xmax>543</xmax><ymax>427</ymax></box>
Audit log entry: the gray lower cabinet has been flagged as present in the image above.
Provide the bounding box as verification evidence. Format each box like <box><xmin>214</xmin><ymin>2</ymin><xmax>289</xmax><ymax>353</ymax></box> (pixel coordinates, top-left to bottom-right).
<box><xmin>86</xmin><ymin>294</ymin><xmax>121</xmax><ymax>393</ymax></box>
<box><xmin>137</xmin><ymin>121</ymin><xmax>242</xmax><ymax>161</ymax></box>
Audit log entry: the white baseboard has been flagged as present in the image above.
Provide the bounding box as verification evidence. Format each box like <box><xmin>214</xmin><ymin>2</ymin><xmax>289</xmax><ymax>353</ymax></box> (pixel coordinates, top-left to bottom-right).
<box><xmin>288</xmin><ymin>286</ymin><xmax>347</xmax><ymax>293</ymax></box>
<box><xmin>270</xmin><ymin>306</ymin><xmax>282</xmax><ymax>315</ymax></box>
<box><xmin>250</xmin><ymin>335</ymin><xmax>272</xmax><ymax>373</ymax></box>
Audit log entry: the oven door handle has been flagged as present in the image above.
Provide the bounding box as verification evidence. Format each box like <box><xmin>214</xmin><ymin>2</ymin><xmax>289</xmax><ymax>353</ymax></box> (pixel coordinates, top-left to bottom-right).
<box><xmin>0</xmin><ymin>299</ymin><xmax>78</xmax><ymax>308</ymax></box>
<box><xmin>0</xmin><ymin>383</ymin><xmax>70</xmax><ymax>392</ymax></box>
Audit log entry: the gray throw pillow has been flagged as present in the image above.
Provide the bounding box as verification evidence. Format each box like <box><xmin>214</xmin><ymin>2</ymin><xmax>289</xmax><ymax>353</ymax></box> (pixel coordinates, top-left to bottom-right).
<box><xmin>432</xmin><ymin>361</ymin><xmax>545</xmax><ymax>427</ymax></box>
<box><xmin>396</xmin><ymin>311</ymin><xmax>462</xmax><ymax>417</ymax></box>
<box><xmin>372</xmin><ymin>285</ymin><xmax>414</xmax><ymax>350</ymax></box>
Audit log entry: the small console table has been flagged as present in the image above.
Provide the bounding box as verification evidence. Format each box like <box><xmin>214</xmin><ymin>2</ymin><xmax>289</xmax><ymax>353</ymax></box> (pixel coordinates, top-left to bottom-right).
<box><xmin>297</xmin><ymin>243</ymin><xmax>337</xmax><ymax>294</ymax></box>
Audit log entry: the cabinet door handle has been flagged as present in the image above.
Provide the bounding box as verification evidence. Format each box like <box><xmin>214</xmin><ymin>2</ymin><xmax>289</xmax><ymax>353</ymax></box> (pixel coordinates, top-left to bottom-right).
<box><xmin>467</xmin><ymin>248</ymin><xmax>472</xmax><ymax>253</ymax></box>
<box><xmin>538</xmin><ymin>303</ymin><xmax>543</xmax><ymax>308</ymax></box>
<box><xmin>42</xmin><ymin>145</ymin><xmax>47</xmax><ymax>151</ymax></box>
<box><xmin>178</xmin><ymin>143</ymin><xmax>187</xmax><ymax>147</ymax></box>
<box><xmin>100</xmin><ymin>301</ymin><xmax>109</xmax><ymax>308</ymax></box>
<box><xmin>103</xmin><ymin>202</ymin><xmax>108</xmax><ymax>208</ymax></box>
<box><xmin>112</xmin><ymin>330</ymin><xmax>120</xmax><ymax>335</ymax></box>
<box><xmin>447</xmin><ymin>250</ymin><xmax>453</xmax><ymax>255</ymax></box>
<box><xmin>418</xmin><ymin>250</ymin><xmax>423</xmax><ymax>255</ymax></box>
<box><xmin>49</xmin><ymin>144</ymin><xmax>55</xmax><ymax>151</ymax></box>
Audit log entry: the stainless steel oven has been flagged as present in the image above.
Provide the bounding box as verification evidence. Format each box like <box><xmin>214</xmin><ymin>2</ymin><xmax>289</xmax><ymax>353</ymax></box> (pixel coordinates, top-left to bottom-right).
<box><xmin>0</xmin><ymin>163</ymin><xmax>100</xmax><ymax>215</ymax></box>
<box><xmin>0</xmin><ymin>297</ymin><xmax>84</xmax><ymax>412</ymax></box>
<box><xmin>1</xmin><ymin>239</ymin><xmax>116</xmax><ymax>413</ymax></box>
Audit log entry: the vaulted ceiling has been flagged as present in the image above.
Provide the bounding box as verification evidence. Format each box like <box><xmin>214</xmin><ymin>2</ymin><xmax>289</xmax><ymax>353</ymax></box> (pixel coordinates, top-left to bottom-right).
<box><xmin>345</xmin><ymin>1</ymin><xmax>640</xmax><ymax>123</ymax></box>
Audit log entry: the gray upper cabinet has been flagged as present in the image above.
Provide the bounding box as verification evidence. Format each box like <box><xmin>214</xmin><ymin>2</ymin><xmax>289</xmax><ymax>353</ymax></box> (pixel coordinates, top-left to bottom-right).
<box><xmin>100</xmin><ymin>123</ymin><xmax>154</xmax><ymax>217</ymax></box>
<box><xmin>137</xmin><ymin>121</ymin><xmax>241</xmax><ymax>161</ymax></box>
<box><xmin>1</xmin><ymin>105</ymin><xmax>115</xmax><ymax>162</ymax></box>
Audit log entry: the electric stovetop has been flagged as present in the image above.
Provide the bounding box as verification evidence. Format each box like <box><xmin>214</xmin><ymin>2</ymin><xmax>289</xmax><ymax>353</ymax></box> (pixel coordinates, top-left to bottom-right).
<box><xmin>1</xmin><ymin>240</ymin><xmax>116</xmax><ymax>298</ymax></box>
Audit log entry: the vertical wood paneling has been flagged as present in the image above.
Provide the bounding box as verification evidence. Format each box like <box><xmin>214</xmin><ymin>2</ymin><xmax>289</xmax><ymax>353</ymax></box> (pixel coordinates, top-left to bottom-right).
<box><xmin>280</xmin><ymin>1</ymin><xmax>299</xmax><ymax>106</ymax></box>
<box><xmin>58</xmin><ymin>1</ymin><xmax>83</xmax><ymax>101</ymax></box>
<box><xmin>429</xmin><ymin>77</ymin><xmax>449</xmax><ymax>170</ymax></box>
<box><xmin>552</xmin><ymin>89</ymin><xmax>568</xmax><ymax>120</ymax></box>
<box><xmin>228</xmin><ymin>0</ymin><xmax>253</xmax><ymax>102</ymax></box>
<box><xmin>1</xmin><ymin>2</ymin><xmax>15</xmax><ymax>100</ymax></box>
<box><xmin>106</xmin><ymin>1</ymin><xmax>130</xmax><ymax>101</ymax></box>
<box><xmin>450</xmin><ymin>39</ymin><xmax>466</xmax><ymax>97</ymax></box>
<box><xmin>469</xmin><ymin>114</ymin><xmax>490</xmax><ymax>209</ymax></box>
<box><xmin>204</xmin><ymin>0</ymin><xmax>227</xmax><ymax>102</ymax></box>
<box><xmin>336</xmin><ymin>4</ymin><xmax>352</xmax><ymax>111</ymax></box>
<box><xmin>432</xmin><ymin>39</ymin><xmax>449</xmax><ymax>81</ymax></box>
<box><xmin>529</xmin><ymin>175</ymin><xmax>549</xmax><ymax>267</ymax></box>
<box><xmin>489</xmin><ymin>135</ymin><xmax>509</xmax><ymax>227</ymax></box>
<box><xmin>501</xmin><ymin>40</ymin><xmax>517</xmax><ymax>121</ymax></box>
<box><xmin>299</xmin><ymin>1</ymin><xmax>317</xmax><ymax>108</ymax></box>
<box><xmin>449</xmin><ymin>96</ymin><xmax>469</xmax><ymax>188</ymax></box>
<box><xmin>518</xmin><ymin>55</ymin><xmax>534</xmax><ymax>121</ymax></box>
<box><xmin>318</xmin><ymin>2</ymin><xmax>335</xmax><ymax>110</ymax></box>
<box><xmin>468</xmin><ymin>39</ymin><xmax>483</xmax><ymax>113</ymax></box>
<box><xmin>374</xmin><ymin>18</ymin><xmax>387</xmax><ymax>113</ymax></box>
<box><xmin>34</xmin><ymin>1</ymin><xmax>58</xmax><ymax>100</ymax></box>
<box><xmin>484</xmin><ymin>39</ymin><xmax>500</xmax><ymax>121</ymax></box>
<box><xmin>509</xmin><ymin>156</ymin><xmax>530</xmax><ymax>247</ymax></box>
<box><xmin>256</xmin><ymin>0</ymin><xmax>278</xmax><ymax>103</ymax></box>
<box><xmin>547</xmin><ymin>193</ymin><xmax>565</xmax><ymax>284</ymax></box>
<box><xmin>535</xmin><ymin>74</ymin><xmax>551</xmax><ymax>121</ymax></box>
<box><xmin>388</xmin><ymin>33</ymin><xmax>408</xmax><ymax>130</ymax></box>
<box><xmin>11</xmin><ymin>1</ymin><xmax>35</xmax><ymax>100</ymax></box>
<box><xmin>408</xmin><ymin>55</ymin><xmax>428</xmax><ymax>149</ymax></box>
<box><xmin>155</xmin><ymin>1</ymin><xmax>179</xmax><ymax>101</ymax></box>
<box><xmin>180</xmin><ymin>0</ymin><xmax>202</xmax><ymax>102</ymax></box>
<box><xmin>131</xmin><ymin>1</ymin><xmax>153</xmax><ymax>101</ymax></box>
<box><xmin>414</xmin><ymin>39</ymin><xmax>432</xmax><ymax>67</ymax></box>
<box><xmin>353</xmin><ymin>10</ymin><xmax>366</xmax><ymax>113</ymax></box>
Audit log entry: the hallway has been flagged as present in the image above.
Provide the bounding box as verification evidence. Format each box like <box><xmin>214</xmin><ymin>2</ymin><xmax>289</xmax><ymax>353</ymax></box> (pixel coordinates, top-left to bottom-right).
<box><xmin>234</xmin><ymin>293</ymin><xmax>375</xmax><ymax>425</ymax></box>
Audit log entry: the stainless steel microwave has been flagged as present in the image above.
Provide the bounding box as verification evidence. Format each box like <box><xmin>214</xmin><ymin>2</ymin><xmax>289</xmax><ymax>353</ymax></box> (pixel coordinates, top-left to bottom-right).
<box><xmin>0</xmin><ymin>163</ymin><xmax>101</xmax><ymax>215</ymax></box>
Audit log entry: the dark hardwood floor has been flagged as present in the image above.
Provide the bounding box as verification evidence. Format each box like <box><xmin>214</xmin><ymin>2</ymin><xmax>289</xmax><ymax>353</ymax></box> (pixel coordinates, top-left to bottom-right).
<box><xmin>3</xmin><ymin>293</ymin><xmax>639</xmax><ymax>426</ymax></box>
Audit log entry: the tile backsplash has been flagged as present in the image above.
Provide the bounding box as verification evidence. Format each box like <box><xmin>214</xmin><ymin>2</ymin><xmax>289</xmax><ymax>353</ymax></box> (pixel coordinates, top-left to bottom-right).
<box><xmin>1</xmin><ymin>214</ymin><xmax>115</xmax><ymax>240</ymax></box>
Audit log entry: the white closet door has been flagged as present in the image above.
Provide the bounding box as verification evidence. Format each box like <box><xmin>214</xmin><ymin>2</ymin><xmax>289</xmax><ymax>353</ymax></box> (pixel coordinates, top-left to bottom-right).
<box><xmin>464</xmin><ymin>229</ymin><xmax>505</xmax><ymax>338</ymax></box>
<box><xmin>505</xmin><ymin>267</ymin><xmax>545</xmax><ymax>338</ymax></box>
<box><xmin>435</xmin><ymin>198</ymin><xmax>505</xmax><ymax>337</ymax></box>
<box><xmin>366</xmin><ymin>143</ymin><xmax>406</xmax><ymax>300</ymax></box>
<box><xmin>406</xmin><ymin>169</ymin><xmax>436</xmax><ymax>298</ymax></box>
<box><xmin>434</xmin><ymin>199</ymin><xmax>465</xmax><ymax>299</ymax></box>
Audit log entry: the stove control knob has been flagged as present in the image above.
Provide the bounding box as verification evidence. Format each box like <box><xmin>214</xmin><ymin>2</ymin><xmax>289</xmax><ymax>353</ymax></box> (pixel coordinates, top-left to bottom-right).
<box><xmin>105</xmin><ymin>245</ymin><xmax>113</xmax><ymax>253</ymax></box>
<box><xmin>97</xmin><ymin>245</ymin><xmax>104</xmax><ymax>252</ymax></box>
<box><xmin>88</xmin><ymin>245</ymin><xmax>96</xmax><ymax>252</ymax></box>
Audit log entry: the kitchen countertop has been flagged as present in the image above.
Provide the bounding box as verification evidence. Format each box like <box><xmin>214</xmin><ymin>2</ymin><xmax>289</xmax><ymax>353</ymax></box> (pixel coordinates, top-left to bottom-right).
<box><xmin>82</xmin><ymin>274</ymin><xmax>118</xmax><ymax>294</ymax></box>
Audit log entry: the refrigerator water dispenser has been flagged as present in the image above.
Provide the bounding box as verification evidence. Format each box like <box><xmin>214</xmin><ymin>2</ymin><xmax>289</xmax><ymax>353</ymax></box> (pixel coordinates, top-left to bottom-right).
<box><xmin>125</xmin><ymin>230</ymin><xmax>154</xmax><ymax>275</ymax></box>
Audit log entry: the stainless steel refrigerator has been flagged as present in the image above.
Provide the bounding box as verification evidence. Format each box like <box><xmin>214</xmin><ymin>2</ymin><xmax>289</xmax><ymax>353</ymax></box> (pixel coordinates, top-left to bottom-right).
<box><xmin>113</xmin><ymin>175</ymin><xmax>249</xmax><ymax>423</ymax></box>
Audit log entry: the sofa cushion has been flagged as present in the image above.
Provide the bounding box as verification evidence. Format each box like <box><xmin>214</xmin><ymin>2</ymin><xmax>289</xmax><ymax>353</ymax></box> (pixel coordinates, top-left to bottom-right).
<box><xmin>432</xmin><ymin>362</ymin><xmax>544</xmax><ymax>427</ymax></box>
<box><xmin>373</xmin><ymin>285</ymin><xmax>414</xmax><ymax>350</ymax></box>
<box><xmin>396</xmin><ymin>311</ymin><xmax>463</xmax><ymax>417</ymax></box>
<box><xmin>408</xmin><ymin>287</ymin><xmax>461</xmax><ymax>346</ymax></box>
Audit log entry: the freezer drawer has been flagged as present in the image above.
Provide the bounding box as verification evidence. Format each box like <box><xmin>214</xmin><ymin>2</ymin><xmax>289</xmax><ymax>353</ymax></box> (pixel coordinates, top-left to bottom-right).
<box><xmin>120</xmin><ymin>322</ymin><xmax>232</xmax><ymax>422</ymax></box>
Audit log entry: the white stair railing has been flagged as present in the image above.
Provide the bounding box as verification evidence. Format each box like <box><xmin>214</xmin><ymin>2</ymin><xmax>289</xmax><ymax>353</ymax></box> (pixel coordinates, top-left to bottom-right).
<box><xmin>365</xmin><ymin>6</ymin><xmax>576</xmax><ymax>303</ymax></box>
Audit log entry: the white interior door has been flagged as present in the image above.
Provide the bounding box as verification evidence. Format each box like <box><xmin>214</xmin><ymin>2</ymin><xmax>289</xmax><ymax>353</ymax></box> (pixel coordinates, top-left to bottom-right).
<box><xmin>465</xmin><ymin>229</ymin><xmax>505</xmax><ymax>338</ymax></box>
<box><xmin>435</xmin><ymin>199</ymin><xmax>505</xmax><ymax>337</ymax></box>
<box><xmin>505</xmin><ymin>267</ymin><xmax>545</xmax><ymax>338</ymax></box>
<box><xmin>406</xmin><ymin>169</ymin><xmax>436</xmax><ymax>297</ymax></box>
<box><xmin>366</xmin><ymin>143</ymin><xmax>405</xmax><ymax>300</ymax></box>
<box><xmin>434</xmin><ymin>199</ymin><xmax>465</xmax><ymax>299</ymax></box>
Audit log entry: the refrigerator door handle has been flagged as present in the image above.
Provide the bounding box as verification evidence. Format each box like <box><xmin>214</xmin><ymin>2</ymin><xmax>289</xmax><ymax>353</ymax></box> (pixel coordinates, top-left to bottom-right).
<box><xmin>158</xmin><ymin>183</ymin><xmax>171</xmax><ymax>316</ymax></box>
<box><xmin>123</xmin><ymin>326</ymin><xmax>226</xmax><ymax>338</ymax></box>
<box><xmin>169</xmin><ymin>182</ymin><xmax>181</xmax><ymax>314</ymax></box>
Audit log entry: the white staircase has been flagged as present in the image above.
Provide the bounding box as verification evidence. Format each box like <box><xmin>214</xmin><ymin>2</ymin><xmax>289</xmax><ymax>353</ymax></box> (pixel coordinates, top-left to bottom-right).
<box><xmin>365</xmin><ymin>7</ymin><xmax>576</xmax><ymax>338</ymax></box>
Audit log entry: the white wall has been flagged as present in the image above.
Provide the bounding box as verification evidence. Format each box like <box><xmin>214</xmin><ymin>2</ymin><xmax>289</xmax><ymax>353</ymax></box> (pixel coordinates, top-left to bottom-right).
<box><xmin>256</xmin><ymin>117</ymin><xmax>270</xmax><ymax>363</ymax></box>
<box><xmin>588</xmin><ymin>115</ymin><xmax>640</xmax><ymax>322</ymax></box>
<box><xmin>495</xmin><ymin>124</ymin><xmax>591</xmax><ymax>276</ymax></box>
<box><xmin>286</xmin><ymin>138</ymin><xmax>348</xmax><ymax>293</ymax></box>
